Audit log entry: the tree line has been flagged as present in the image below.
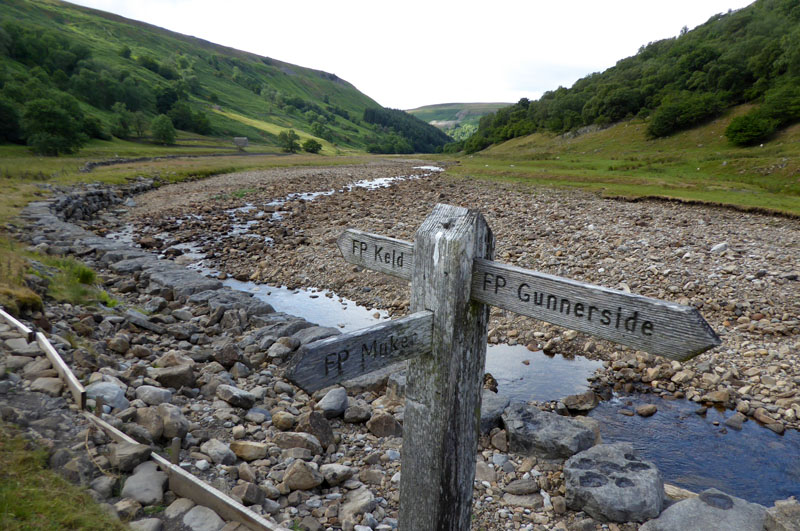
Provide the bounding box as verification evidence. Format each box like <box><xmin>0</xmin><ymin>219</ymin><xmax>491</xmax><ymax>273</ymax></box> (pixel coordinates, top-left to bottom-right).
<box><xmin>363</xmin><ymin>107</ymin><xmax>452</xmax><ymax>154</ymax></box>
<box><xmin>450</xmin><ymin>0</ymin><xmax>800</xmax><ymax>153</ymax></box>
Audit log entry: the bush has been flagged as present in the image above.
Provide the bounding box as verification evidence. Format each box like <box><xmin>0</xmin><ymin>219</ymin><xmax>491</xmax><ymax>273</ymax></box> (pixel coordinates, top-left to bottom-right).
<box><xmin>725</xmin><ymin>113</ymin><xmax>778</xmax><ymax>146</ymax></box>
<box><xmin>21</xmin><ymin>97</ymin><xmax>87</xmax><ymax>155</ymax></box>
<box><xmin>302</xmin><ymin>138</ymin><xmax>322</xmax><ymax>153</ymax></box>
<box><xmin>646</xmin><ymin>92</ymin><xmax>724</xmax><ymax>138</ymax></box>
<box><xmin>151</xmin><ymin>114</ymin><xmax>176</xmax><ymax>144</ymax></box>
<box><xmin>277</xmin><ymin>129</ymin><xmax>300</xmax><ymax>153</ymax></box>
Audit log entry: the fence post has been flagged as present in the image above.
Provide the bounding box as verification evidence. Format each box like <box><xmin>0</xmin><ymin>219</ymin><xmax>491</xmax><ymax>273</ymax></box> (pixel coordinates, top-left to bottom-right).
<box><xmin>399</xmin><ymin>204</ymin><xmax>494</xmax><ymax>530</ymax></box>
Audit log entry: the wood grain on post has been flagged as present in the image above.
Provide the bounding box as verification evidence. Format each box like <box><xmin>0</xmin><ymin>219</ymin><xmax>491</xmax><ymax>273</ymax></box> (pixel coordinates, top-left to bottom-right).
<box><xmin>337</xmin><ymin>229</ymin><xmax>415</xmax><ymax>280</ymax></box>
<box><xmin>286</xmin><ymin>311</ymin><xmax>433</xmax><ymax>393</ymax></box>
<box><xmin>471</xmin><ymin>259</ymin><xmax>720</xmax><ymax>361</ymax></box>
<box><xmin>399</xmin><ymin>204</ymin><xmax>494</xmax><ymax>531</ymax></box>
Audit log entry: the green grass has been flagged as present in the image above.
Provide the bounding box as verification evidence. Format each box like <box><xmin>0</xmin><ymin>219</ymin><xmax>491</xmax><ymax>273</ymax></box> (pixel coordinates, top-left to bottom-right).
<box><xmin>0</xmin><ymin>423</ymin><xmax>129</xmax><ymax>530</ymax></box>
<box><xmin>444</xmin><ymin>105</ymin><xmax>800</xmax><ymax>216</ymax></box>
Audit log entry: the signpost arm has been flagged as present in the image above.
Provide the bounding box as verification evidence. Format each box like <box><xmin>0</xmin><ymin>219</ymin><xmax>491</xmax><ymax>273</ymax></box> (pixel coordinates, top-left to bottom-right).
<box><xmin>399</xmin><ymin>204</ymin><xmax>494</xmax><ymax>531</ymax></box>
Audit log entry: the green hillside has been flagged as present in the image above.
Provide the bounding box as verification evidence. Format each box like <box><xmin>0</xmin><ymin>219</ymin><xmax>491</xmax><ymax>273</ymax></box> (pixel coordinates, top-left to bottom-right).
<box><xmin>408</xmin><ymin>102</ymin><xmax>510</xmax><ymax>141</ymax></box>
<box><xmin>0</xmin><ymin>0</ymin><xmax>447</xmax><ymax>155</ymax></box>
<box><xmin>456</xmin><ymin>0</ymin><xmax>800</xmax><ymax>154</ymax></box>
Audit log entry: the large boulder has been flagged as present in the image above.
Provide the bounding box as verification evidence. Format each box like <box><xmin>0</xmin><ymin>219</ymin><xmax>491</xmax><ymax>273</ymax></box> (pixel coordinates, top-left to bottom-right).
<box><xmin>640</xmin><ymin>488</ymin><xmax>767</xmax><ymax>531</ymax></box>
<box><xmin>564</xmin><ymin>443</ymin><xmax>664</xmax><ymax>523</ymax></box>
<box><xmin>502</xmin><ymin>402</ymin><xmax>595</xmax><ymax>459</ymax></box>
<box><xmin>480</xmin><ymin>389</ymin><xmax>510</xmax><ymax>434</ymax></box>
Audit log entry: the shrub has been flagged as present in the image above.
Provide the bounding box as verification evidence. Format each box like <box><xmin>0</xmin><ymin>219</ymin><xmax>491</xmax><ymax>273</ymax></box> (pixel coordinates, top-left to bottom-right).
<box><xmin>725</xmin><ymin>113</ymin><xmax>778</xmax><ymax>146</ymax></box>
<box><xmin>151</xmin><ymin>114</ymin><xmax>176</xmax><ymax>144</ymax></box>
<box><xmin>302</xmin><ymin>138</ymin><xmax>322</xmax><ymax>153</ymax></box>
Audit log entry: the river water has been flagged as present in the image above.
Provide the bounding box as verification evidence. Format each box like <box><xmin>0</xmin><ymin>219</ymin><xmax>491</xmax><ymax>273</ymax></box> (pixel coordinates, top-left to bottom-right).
<box><xmin>107</xmin><ymin>166</ymin><xmax>800</xmax><ymax>506</ymax></box>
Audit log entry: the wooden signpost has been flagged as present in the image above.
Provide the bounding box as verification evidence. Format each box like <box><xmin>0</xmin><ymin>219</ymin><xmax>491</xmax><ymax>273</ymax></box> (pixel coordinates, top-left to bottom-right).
<box><xmin>287</xmin><ymin>204</ymin><xmax>720</xmax><ymax>531</ymax></box>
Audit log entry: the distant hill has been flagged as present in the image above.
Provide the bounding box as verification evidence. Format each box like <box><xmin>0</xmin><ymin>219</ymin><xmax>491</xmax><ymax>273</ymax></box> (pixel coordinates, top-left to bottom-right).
<box><xmin>0</xmin><ymin>0</ymin><xmax>447</xmax><ymax>154</ymax></box>
<box><xmin>407</xmin><ymin>103</ymin><xmax>511</xmax><ymax>141</ymax></box>
<box><xmin>457</xmin><ymin>0</ymin><xmax>800</xmax><ymax>153</ymax></box>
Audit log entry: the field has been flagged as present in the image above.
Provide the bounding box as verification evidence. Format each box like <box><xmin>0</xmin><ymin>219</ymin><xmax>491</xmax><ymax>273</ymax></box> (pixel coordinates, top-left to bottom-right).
<box><xmin>445</xmin><ymin>106</ymin><xmax>800</xmax><ymax>216</ymax></box>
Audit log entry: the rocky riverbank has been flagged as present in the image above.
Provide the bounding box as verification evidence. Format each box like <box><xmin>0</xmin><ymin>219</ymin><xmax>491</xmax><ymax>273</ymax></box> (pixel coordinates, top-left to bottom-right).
<box><xmin>99</xmin><ymin>159</ymin><xmax>800</xmax><ymax>433</ymax></box>
<box><xmin>1</xmin><ymin>159</ymin><xmax>798</xmax><ymax>531</ymax></box>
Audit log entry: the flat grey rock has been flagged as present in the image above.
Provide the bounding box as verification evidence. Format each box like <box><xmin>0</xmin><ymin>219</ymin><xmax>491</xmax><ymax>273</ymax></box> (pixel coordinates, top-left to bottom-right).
<box><xmin>293</xmin><ymin>325</ymin><xmax>341</xmax><ymax>345</ymax></box>
<box><xmin>135</xmin><ymin>385</ymin><xmax>172</xmax><ymax>406</ymax></box>
<box><xmin>565</xmin><ymin>443</ymin><xmax>664</xmax><ymax>523</ymax></box>
<box><xmin>317</xmin><ymin>387</ymin><xmax>349</xmax><ymax>418</ymax></box>
<box><xmin>121</xmin><ymin>461</ymin><xmax>167</xmax><ymax>505</ymax></box>
<box><xmin>182</xmin><ymin>505</ymin><xmax>224</xmax><ymax>531</ymax></box>
<box><xmin>640</xmin><ymin>488</ymin><xmax>766</xmax><ymax>531</ymax></box>
<box><xmin>86</xmin><ymin>381</ymin><xmax>130</xmax><ymax>410</ymax></box>
<box><xmin>215</xmin><ymin>384</ymin><xmax>255</xmax><ymax>409</ymax></box>
<box><xmin>503</xmin><ymin>402</ymin><xmax>595</xmax><ymax>459</ymax></box>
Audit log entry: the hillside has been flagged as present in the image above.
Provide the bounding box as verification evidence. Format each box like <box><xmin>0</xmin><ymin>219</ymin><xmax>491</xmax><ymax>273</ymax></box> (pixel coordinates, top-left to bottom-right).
<box><xmin>0</xmin><ymin>0</ymin><xmax>447</xmax><ymax>154</ymax></box>
<box><xmin>407</xmin><ymin>102</ymin><xmax>510</xmax><ymax>141</ymax></box>
<box><xmin>457</xmin><ymin>0</ymin><xmax>800</xmax><ymax>154</ymax></box>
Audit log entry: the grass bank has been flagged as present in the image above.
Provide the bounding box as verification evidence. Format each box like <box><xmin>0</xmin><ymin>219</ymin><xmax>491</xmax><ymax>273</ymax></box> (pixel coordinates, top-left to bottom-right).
<box><xmin>444</xmin><ymin>106</ymin><xmax>800</xmax><ymax>216</ymax></box>
<box><xmin>0</xmin><ymin>423</ymin><xmax>128</xmax><ymax>530</ymax></box>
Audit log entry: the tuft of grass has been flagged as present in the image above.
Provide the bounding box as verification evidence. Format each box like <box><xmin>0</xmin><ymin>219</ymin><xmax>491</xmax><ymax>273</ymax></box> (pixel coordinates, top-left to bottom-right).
<box><xmin>45</xmin><ymin>258</ymin><xmax>98</xmax><ymax>306</ymax></box>
<box><xmin>0</xmin><ymin>422</ymin><xmax>128</xmax><ymax>530</ymax></box>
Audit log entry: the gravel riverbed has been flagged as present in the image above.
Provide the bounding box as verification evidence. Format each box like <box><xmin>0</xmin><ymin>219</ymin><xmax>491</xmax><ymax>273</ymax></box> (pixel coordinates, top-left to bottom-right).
<box><xmin>102</xmin><ymin>159</ymin><xmax>800</xmax><ymax>433</ymax></box>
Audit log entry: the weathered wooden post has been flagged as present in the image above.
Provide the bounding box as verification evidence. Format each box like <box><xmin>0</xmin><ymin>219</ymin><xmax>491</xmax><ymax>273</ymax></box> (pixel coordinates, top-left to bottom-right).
<box><xmin>287</xmin><ymin>202</ymin><xmax>720</xmax><ymax>530</ymax></box>
<box><xmin>399</xmin><ymin>204</ymin><xmax>494</xmax><ymax>530</ymax></box>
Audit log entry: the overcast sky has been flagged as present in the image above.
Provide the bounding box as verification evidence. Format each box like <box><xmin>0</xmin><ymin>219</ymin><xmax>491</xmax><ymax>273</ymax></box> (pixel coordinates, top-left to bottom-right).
<box><xmin>71</xmin><ymin>0</ymin><xmax>754</xmax><ymax>109</ymax></box>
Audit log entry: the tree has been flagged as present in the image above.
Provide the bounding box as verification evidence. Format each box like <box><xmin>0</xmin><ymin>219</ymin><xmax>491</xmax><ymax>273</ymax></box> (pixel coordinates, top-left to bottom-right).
<box><xmin>131</xmin><ymin>111</ymin><xmax>148</xmax><ymax>138</ymax></box>
<box><xmin>21</xmin><ymin>97</ymin><xmax>87</xmax><ymax>155</ymax></box>
<box><xmin>151</xmin><ymin>114</ymin><xmax>176</xmax><ymax>144</ymax></box>
<box><xmin>277</xmin><ymin>129</ymin><xmax>300</xmax><ymax>153</ymax></box>
<box><xmin>0</xmin><ymin>97</ymin><xmax>21</xmax><ymax>143</ymax></box>
<box><xmin>111</xmin><ymin>102</ymin><xmax>132</xmax><ymax>138</ymax></box>
<box><xmin>302</xmin><ymin>138</ymin><xmax>322</xmax><ymax>154</ymax></box>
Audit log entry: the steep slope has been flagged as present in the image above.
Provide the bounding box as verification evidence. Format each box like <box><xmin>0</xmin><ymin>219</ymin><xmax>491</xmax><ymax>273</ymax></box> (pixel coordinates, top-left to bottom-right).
<box><xmin>407</xmin><ymin>102</ymin><xmax>511</xmax><ymax>141</ymax></box>
<box><xmin>459</xmin><ymin>0</ymin><xmax>800</xmax><ymax>153</ymax></box>
<box><xmin>0</xmin><ymin>0</ymin><xmax>447</xmax><ymax>153</ymax></box>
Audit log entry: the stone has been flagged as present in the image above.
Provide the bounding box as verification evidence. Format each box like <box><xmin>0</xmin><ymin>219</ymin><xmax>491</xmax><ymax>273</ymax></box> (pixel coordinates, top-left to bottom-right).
<box><xmin>344</xmin><ymin>400</ymin><xmax>372</xmax><ymax>423</ymax></box>
<box><xmin>563</xmin><ymin>390</ymin><xmax>598</xmax><ymax>412</ymax></box>
<box><xmin>366</xmin><ymin>411</ymin><xmax>402</xmax><ymax>438</ymax></box>
<box><xmin>504</xmin><ymin>478</ymin><xmax>539</xmax><ymax>495</ymax></box>
<box><xmin>765</xmin><ymin>497</ymin><xmax>800</xmax><ymax>531</ymax></box>
<box><xmin>5</xmin><ymin>338</ymin><xmax>41</xmax><ymax>356</ymax></box>
<box><xmin>297</xmin><ymin>411</ymin><xmax>334</xmax><ymax>449</ymax></box>
<box><xmin>272</xmin><ymin>432</ymin><xmax>323</xmax><ymax>455</ymax></box>
<box><xmin>150</xmin><ymin>365</ymin><xmax>195</xmax><ymax>389</ymax></box>
<box><xmin>230</xmin><ymin>481</ymin><xmax>264</xmax><ymax>506</ymax></box>
<box><xmin>114</xmin><ymin>498</ymin><xmax>142</xmax><ymax>520</ymax></box>
<box><xmin>564</xmin><ymin>443</ymin><xmax>664</xmax><ymax>523</ymax></box>
<box><xmin>109</xmin><ymin>441</ymin><xmax>152</xmax><ymax>472</ymax></box>
<box><xmin>480</xmin><ymin>389</ymin><xmax>511</xmax><ymax>433</ymax></box>
<box><xmin>91</xmin><ymin>475</ymin><xmax>117</xmax><ymax>499</ymax></box>
<box><xmin>503</xmin><ymin>402</ymin><xmax>595</xmax><ymax>459</ymax></box>
<box><xmin>121</xmin><ymin>461</ymin><xmax>168</xmax><ymax>506</ymax></box>
<box><xmin>640</xmin><ymin>488</ymin><xmax>766</xmax><ymax>531</ymax></box>
<box><xmin>320</xmin><ymin>463</ymin><xmax>356</xmax><ymax>486</ymax></box>
<box><xmin>724</xmin><ymin>412</ymin><xmax>747</xmax><ymax>430</ymax></box>
<box><xmin>200</xmin><ymin>439</ymin><xmax>236</xmax><ymax>465</ymax></box>
<box><xmin>339</xmin><ymin>486</ymin><xmax>377</xmax><ymax>526</ymax></box>
<box><xmin>238</xmin><ymin>462</ymin><xmax>256</xmax><ymax>483</ymax></box>
<box><xmin>502</xmin><ymin>493</ymin><xmax>544</xmax><ymax>509</ymax></box>
<box><xmin>475</xmin><ymin>461</ymin><xmax>496</xmax><ymax>484</ymax></box>
<box><xmin>135</xmin><ymin>407</ymin><xmax>165</xmax><ymax>440</ymax></box>
<box><xmin>283</xmin><ymin>460</ymin><xmax>324</xmax><ymax>491</ymax></box>
<box><xmin>164</xmin><ymin>497</ymin><xmax>196</xmax><ymax>519</ymax></box>
<box><xmin>272</xmin><ymin>411</ymin><xmax>296</xmax><ymax>430</ymax></box>
<box><xmin>108</xmin><ymin>335</ymin><xmax>130</xmax><ymax>354</ymax></box>
<box><xmin>130</xmin><ymin>518</ymin><xmax>163</xmax><ymax>531</ymax></box>
<box><xmin>317</xmin><ymin>387</ymin><xmax>348</xmax><ymax>418</ymax></box>
<box><xmin>125</xmin><ymin>310</ymin><xmax>166</xmax><ymax>335</ymax></box>
<box><xmin>86</xmin><ymin>381</ymin><xmax>130</xmax><ymax>411</ymax></box>
<box><xmin>702</xmin><ymin>390</ymin><xmax>730</xmax><ymax>404</ymax></box>
<box><xmin>710</xmin><ymin>242</ymin><xmax>729</xmax><ymax>253</ymax></box>
<box><xmin>212</xmin><ymin>341</ymin><xmax>241</xmax><ymax>368</ymax></box>
<box><xmin>637</xmin><ymin>404</ymin><xmax>658</xmax><ymax>417</ymax></box>
<box><xmin>229</xmin><ymin>361</ymin><xmax>250</xmax><ymax>379</ymax></box>
<box><xmin>30</xmin><ymin>377</ymin><xmax>63</xmax><ymax>397</ymax></box>
<box><xmin>136</xmin><ymin>385</ymin><xmax>172</xmax><ymax>405</ymax></box>
<box><xmin>157</xmin><ymin>403</ymin><xmax>189</xmax><ymax>439</ymax></box>
<box><xmin>491</xmin><ymin>430</ymin><xmax>508</xmax><ymax>452</ymax></box>
<box><xmin>229</xmin><ymin>441</ymin><xmax>268</xmax><ymax>462</ymax></box>
<box><xmin>155</xmin><ymin>350</ymin><xmax>194</xmax><ymax>367</ymax></box>
<box><xmin>215</xmin><ymin>384</ymin><xmax>255</xmax><ymax>409</ymax></box>
<box><xmin>182</xmin><ymin>505</ymin><xmax>225</xmax><ymax>531</ymax></box>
